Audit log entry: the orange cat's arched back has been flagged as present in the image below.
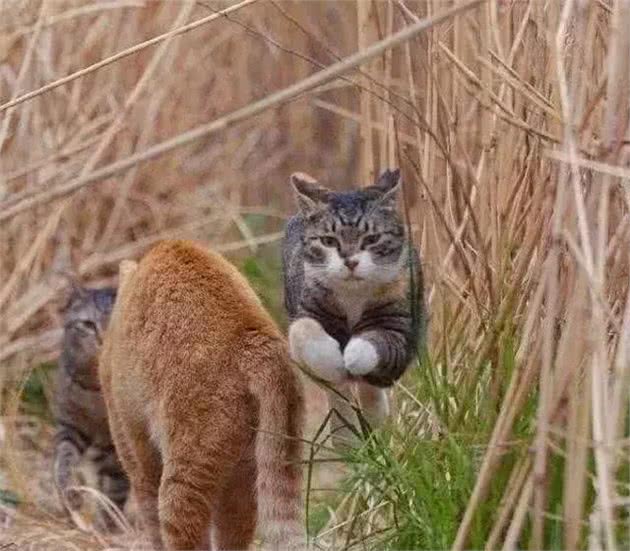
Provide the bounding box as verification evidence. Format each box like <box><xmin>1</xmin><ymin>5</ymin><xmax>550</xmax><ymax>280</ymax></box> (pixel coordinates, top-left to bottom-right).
<box><xmin>99</xmin><ymin>240</ymin><xmax>305</xmax><ymax>550</ymax></box>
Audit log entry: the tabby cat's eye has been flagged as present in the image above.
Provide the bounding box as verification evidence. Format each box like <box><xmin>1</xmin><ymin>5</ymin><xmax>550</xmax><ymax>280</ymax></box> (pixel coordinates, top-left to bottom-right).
<box><xmin>361</xmin><ymin>234</ymin><xmax>381</xmax><ymax>248</ymax></box>
<box><xmin>76</xmin><ymin>320</ymin><xmax>98</xmax><ymax>335</ymax></box>
<box><xmin>320</xmin><ymin>236</ymin><xmax>339</xmax><ymax>248</ymax></box>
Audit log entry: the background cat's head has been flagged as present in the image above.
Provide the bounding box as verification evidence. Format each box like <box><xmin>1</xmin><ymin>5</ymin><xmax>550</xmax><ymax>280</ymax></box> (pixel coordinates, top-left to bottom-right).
<box><xmin>291</xmin><ymin>169</ymin><xmax>406</xmax><ymax>287</ymax></box>
<box><xmin>60</xmin><ymin>283</ymin><xmax>116</xmax><ymax>385</ymax></box>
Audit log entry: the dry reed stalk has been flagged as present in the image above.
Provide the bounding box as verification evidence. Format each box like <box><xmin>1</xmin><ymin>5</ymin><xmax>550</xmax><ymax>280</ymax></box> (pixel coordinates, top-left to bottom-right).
<box><xmin>310</xmin><ymin>98</ymin><xmax>421</xmax><ymax>149</ymax></box>
<box><xmin>501</xmin><ymin>473</ymin><xmax>534</xmax><ymax>551</ymax></box>
<box><xmin>451</xmin><ymin>341</ymin><xmax>540</xmax><ymax>550</ymax></box>
<box><xmin>0</xmin><ymin>0</ymin><xmax>484</xmax><ymax>225</ymax></box>
<box><xmin>0</xmin><ymin>3</ymin><xmax>194</xmax><ymax>339</ymax></box>
<box><xmin>396</xmin><ymin>1</ymin><xmax>424</xmax><ymax>197</ymax></box>
<box><xmin>380</xmin><ymin>1</ymin><xmax>394</xmax><ymax>172</ymax></box>
<box><xmin>557</xmin><ymin>4</ymin><xmax>612</xmax><ymax>550</ymax></box>
<box><xmin>398</xmin><ymin>3</ymin><xmax>490</xmax><ymax>317</ymax></box>
<box><xmin>564</xmin><ymin>360</ymin><xmax>591</xmax><ymax>550</ymax></box>
<box><xmin>0</xmin><ymin>0</ymin><xmax>259</xmax><ymax>114</ymax></box>
<box><xmin>527</xmin><ymin>4</ymin><xmax>578</xmax><ymax>536</ymax></box>
<box><xmin>75</xmin><ymin>1</ymin><xmax>195</xmax><ymax>253</ymax></box>
<box><xmin>0</xmin><ymin>328</ymin><xmax>61</xmax><ymax>366</ymax></box>
<box><xmin>456</xmin><ymin>5</ymin><xmax>624</xmax><ymax>547</ymax></box>
<box><xmin>484</xmin><ymin>455</ymin><xmax>532</xmax><ymax>551</ymax></box>
<box><xmin>4</xmin><ymin>1</ymin><xmax>144</xmax><ymax>40</ymax></box>
<box><xmin>0</xmin><ymin>1</ymin><xmax>47</xmax><ymax>156</ymax></box>
<box><xmin>451</xmin><ymin>3</ymin><xmax>563</xmax><ymax>547</ymax></box>
<box><xmin>357</xmin><ymin>0</ymin><xmax>377</xmax><ymax>184</ymax></box>
<box><xmin>545</xmin><ymin>149</ymin><xmax>630</xmax><ymax>180</ymax></box>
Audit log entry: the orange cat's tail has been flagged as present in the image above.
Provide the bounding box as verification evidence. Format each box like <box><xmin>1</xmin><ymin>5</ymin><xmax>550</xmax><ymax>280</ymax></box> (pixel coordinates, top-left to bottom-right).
<box><xmin>246</xmin><ymin>344</ymin><xmax>305</xmax><ymax>549</ymax></box>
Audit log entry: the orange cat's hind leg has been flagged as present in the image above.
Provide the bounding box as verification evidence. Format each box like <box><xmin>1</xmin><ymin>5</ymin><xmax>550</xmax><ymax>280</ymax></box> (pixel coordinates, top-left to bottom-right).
<box><xmin>158</xmin><ymin>459</ymin><xmax>216</xmax><ymax>550</ymax></box>
<box><xmin>109</xmin><ymin>406</ymin><xmax>163</xmax><ymax>549</ymax></box>
<box><xmin>159</xmin><ymin>394</ymin><xmax>254</xmax><ymax>551</ymax></box>
<box><xmin>212</xmin><ymin>452</ymin><xmax>257</xmax><ymax>550</ymax></box>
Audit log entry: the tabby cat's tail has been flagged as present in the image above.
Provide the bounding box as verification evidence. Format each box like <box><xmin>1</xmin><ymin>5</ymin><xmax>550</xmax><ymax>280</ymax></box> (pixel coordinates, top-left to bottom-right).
<box><xmin>246</xmin><ymin>342</ymin><xmax>305</xmax><ymax>549</ymax></box>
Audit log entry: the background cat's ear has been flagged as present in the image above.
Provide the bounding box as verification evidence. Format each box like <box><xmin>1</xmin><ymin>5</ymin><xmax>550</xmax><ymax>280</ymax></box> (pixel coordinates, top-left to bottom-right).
<box><xmin>372</xmin><ymin>168</ymin><xmax>401</xmax><ymax>205</ymax></box>
<box><xmin>55</xmin><ymin>271</ymin><xmax>87</xmax><ymax>314</ymax></box>
<box><xmin>290</xmin><ymin>172</ymin><xmax>330</xmax><ymax>214</ymax></box>
<box><xmin>374</xmin><ymin>168</ymin><xmax>401</xmax><ymax>193</ymax></box>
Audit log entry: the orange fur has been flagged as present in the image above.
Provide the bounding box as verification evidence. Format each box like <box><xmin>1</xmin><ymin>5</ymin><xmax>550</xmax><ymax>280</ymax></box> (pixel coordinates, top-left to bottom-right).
<box><xmin>99</xmin><ymin>240</ymin><xmax>305</xmax><ymax>550</ymax></box>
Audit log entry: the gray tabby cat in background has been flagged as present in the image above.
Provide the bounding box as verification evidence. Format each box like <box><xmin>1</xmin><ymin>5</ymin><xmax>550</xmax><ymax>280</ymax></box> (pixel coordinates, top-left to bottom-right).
<box><xmin>53</xmin><ymin>283</ymin><xmax>129</xmax><ymax>528</ymax></box>
<box><xmin>282</xmin><ymin>169</ymin><xmax>426</xmax><ymax>443</ymax></box>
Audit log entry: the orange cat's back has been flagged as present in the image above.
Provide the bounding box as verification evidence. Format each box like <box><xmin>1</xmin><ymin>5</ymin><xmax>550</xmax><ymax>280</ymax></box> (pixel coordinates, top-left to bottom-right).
<box><xmin>100</xmin><ymin>240</ymin><xmax>304</xmax><ymax>550</ymax></box>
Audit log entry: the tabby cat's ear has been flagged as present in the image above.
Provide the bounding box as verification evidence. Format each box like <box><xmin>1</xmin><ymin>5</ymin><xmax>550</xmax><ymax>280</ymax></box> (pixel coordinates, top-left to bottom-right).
<box><xmin>290</xmin><ymin>172</ymin><xmax>330</xmax><ymax>214</ymax></box>
<box><xmin>56</xmin><ymin>271</ymin><xmax>87</xmax><ymax>313</ymax></box>
<box><xmin>371</xmin><ymin>168</ymin><xmax>401</xmax><ymax>206</ymax></box>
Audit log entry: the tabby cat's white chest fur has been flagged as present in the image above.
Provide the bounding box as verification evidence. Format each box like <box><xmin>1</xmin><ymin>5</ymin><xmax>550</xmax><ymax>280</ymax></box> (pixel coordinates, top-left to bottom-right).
<box><xmin>334</xmin><ymin>283</ymin><xmax>372</xmax><ymax>327</ymax></box>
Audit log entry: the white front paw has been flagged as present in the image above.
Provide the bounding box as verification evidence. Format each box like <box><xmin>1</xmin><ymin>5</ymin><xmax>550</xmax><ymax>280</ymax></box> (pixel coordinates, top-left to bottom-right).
<box><xmin>289</xmin><ymin>319</ymin><xmax>346</xmax><ymax>383</ymax></box>
<box><xmin>302</xmin><ymin>335</ymin><xmax>345</xmax><ymax>382</ymax></box>
<box><xmin>344</xmin><ymin>338</ymin><xmax>379</xmax><ymax>376</ymax></box>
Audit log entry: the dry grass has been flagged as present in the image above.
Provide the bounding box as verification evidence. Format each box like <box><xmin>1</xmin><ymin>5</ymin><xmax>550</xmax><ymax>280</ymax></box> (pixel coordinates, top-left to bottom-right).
<box><xmin>1</xmin><ymin>0</ymin><xmax>629</xmax><ymax>549</ymax></box>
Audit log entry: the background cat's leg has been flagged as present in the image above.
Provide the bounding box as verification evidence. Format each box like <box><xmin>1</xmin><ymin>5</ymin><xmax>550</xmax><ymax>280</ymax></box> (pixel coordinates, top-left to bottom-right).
<box><xmin>92</xmin><ymin>446</ymin><xmax>130</xmax><ymax>532</ymax></box>
<box><xmin>356</xmin><ymin>382</ymin><xmax>390</xmax><ymax>428</ymax></box>
<box><xmin>326</xmin><ymin>383</ymin><xmax>360</xmax><ymax>450</ymax></box>
<box><xmin>107</xmin><ymin>406</ymin><xmax>162</xmax><ymax>549</ymax></box>
<box><xmin>212</xmin><ymin>449</ymin><xmax>256</xmax><ymax>550</ymax></box>
<box><xmin>53</xmin><ymin>424</ymin><xmax>89</xmax><ymax>511</ymax></box>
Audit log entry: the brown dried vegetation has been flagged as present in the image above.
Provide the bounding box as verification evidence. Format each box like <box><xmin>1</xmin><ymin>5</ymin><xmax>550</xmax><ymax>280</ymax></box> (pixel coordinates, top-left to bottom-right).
<box><xmin>1</xmin><ymin>1</ymin><xmax>629</xmax><ymax>549</ymax></box>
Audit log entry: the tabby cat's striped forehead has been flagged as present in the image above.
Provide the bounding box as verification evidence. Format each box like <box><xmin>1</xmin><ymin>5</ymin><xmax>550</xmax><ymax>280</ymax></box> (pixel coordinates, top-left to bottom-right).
<box><xmin>306</xmin><ymin>189</ymin><xmax>403</xmax><ymax>235</ymax></box>
<box><xmin>328</xmin><ymin>191</ymin><xmax>371</xmax><ymax>226</ymax></box>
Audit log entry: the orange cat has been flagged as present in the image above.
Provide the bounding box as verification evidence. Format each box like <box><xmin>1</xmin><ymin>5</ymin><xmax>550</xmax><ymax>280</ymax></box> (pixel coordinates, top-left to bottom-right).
<box><xmin>99</xmin><ymin>240</ymin><xmax>305</xmax><ymax>550</ymax></box>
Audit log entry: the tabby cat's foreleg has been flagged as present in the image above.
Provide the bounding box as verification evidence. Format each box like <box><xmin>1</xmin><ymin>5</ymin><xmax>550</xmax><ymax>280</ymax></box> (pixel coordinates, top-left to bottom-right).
<box><xmin>342</xmin><ymin>327</ymin><xmax>407</xmax><ymax>427</ymax></box>
<box><xmin>53</xmin><ymin>424</ymin><xmax>89</xmax><ymax>511</ymax></box>
<box><xmin>288</xmin><ymin>317</ymin><xmax>345</xmax><ymax>383</ymax></box>
<box><xmin>92</xmin><ymin>446</ymin><xmax>130</xmax><ymax>531</ymax></box>
<box><xmin>344</xmin><ymin>327</ymin><xmax>411</xmax><ymax>388</ymax></box>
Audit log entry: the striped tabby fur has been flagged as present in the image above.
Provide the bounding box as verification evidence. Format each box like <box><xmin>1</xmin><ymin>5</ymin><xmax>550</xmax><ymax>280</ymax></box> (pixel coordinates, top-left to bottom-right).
<box><xmin>282</xmin><ymin>169</ymin><xmax>427</xmax><ymax>442</ymax></box>
<box><xmin>53</xmin><ymin>284</ymin><xmax>129</xmax><ymax>528</ymax></box>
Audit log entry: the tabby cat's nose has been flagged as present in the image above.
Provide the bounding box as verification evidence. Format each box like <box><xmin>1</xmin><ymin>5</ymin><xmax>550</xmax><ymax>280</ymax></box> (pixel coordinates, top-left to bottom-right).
<box><xmin>344</xmin><ymin>258</ymin><xmax>359</xmax><ymax>270</ymax></box>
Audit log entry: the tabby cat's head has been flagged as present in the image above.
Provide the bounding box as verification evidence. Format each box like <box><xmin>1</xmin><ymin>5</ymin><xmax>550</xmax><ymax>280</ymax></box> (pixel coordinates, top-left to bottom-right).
<box><xmin>292</xmin><ymin>169</ymin><xmax>406</xmax><ymax>287</ymax></box>
<box><xmin>61</xmin><ymin>285</ymin><xmax>116</xmax><ymax>384</ymax></box>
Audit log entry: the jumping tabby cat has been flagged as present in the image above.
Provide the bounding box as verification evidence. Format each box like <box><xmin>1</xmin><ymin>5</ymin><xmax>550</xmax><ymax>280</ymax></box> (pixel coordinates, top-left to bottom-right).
<box><xmin>53</xmin><ymin>284</ymin><xmax>129</xmax><ymax>526</ymax></box>
<box><xmin>99</xmin><ymin>240</ymin><xmax>305</xmax><ymax>550</ymax></box>
<box><xmin>283</xmin><ymin>169</ymin><xmax>426</xmax><ymax>442</ymax></box>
